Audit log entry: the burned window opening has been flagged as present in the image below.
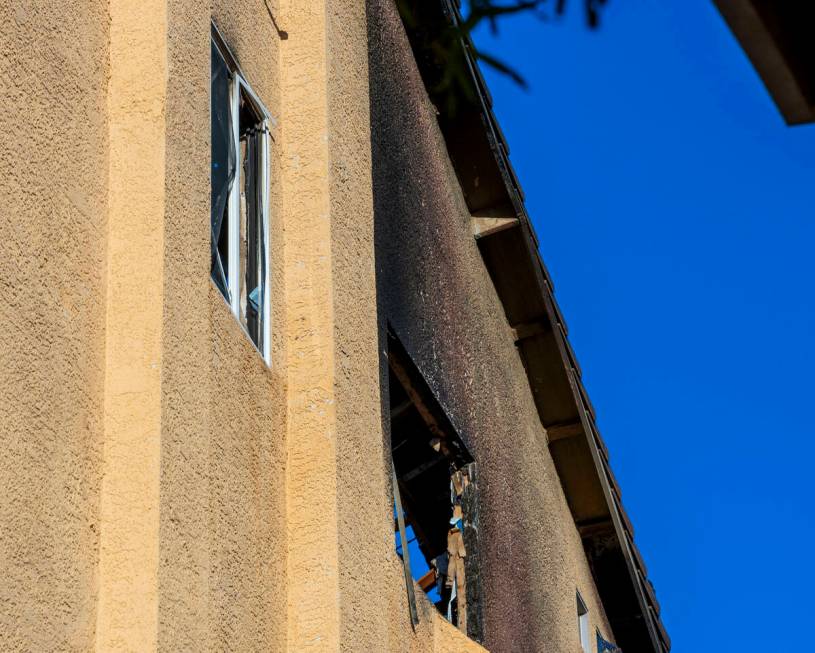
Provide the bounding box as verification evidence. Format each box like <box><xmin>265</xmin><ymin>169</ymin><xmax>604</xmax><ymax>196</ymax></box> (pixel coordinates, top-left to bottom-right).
<box><xmin>597</xmin><ymin>630</ymin><xmax>623</xmax><ymax>653</ymax></box>
<box><xmin>210</xmin><ymin>24</ymin><xmax>272</xmax><ymax>364</ymax></box>
<box><xmin>388</xmin><ymin>333</ymin><xmax>484</xmax><ymax>642</ymax></box>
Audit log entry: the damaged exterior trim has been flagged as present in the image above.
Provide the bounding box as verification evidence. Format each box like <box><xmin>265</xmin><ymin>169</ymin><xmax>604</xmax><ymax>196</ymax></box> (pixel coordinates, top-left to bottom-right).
<box><xmin>458</xmin><ymin>462</ymin><xmax>484</xmax><ymax>644</ymax></box>
<box><xmin>393</xmin><ymin>461</ymin><xmax>420</xmax><ymax>629</ymax></box>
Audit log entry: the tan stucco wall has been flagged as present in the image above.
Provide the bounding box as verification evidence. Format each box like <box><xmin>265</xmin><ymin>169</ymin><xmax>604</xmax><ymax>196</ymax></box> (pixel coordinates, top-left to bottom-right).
<box><xmin>1</xmin><ymin>0</ymin><xmax>621</xmax><ymax>651</ymax></box>
<box><xmin>382</xmin><ymin>557</ymin><xmax>489</xmax><ymax>653</ymax></box>
<box><xmin>278</xmin><ymin>1</ymin><xmax>490</xmax><ymax>650</ymax></box>
<box><xmin>0</xmin><ymin>2</ymin><xmax>109</xmax><ymax>650</ymax></box>
<box><xmin>1</xmin><ymin>1</ymin><xmax>290</xmax><ymax>650</ymax></box>
<box><xmin>325</xmin><ymin>2</ymin><xmax>397</xmax><ymax>650</ymax></box>
<box><xmin>156</xmin><ymin>2</ymin><xmax>287</xmax><ymax>650</ymax></box>
<box><xmin>96</xmin><ymin>0</ymin><xmax>167</xmax><ymax>647</ymax></box>
<box><xmin>367</xmin><ymin>0</ymin><xmax>615</xmax><ymax>650</ymax></box>
<box><xmin>278</xmin><ymin>1</ymin><xmax>343</xmax><ymax>650</ymax></box>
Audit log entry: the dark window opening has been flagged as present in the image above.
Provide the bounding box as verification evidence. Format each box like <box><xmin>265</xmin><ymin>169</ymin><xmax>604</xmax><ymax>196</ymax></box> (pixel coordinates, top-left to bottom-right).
<box><xmin>210</xmin><ymin>36</ymin><xmax>233</xmax><ymax>300</ymax></box>
<box><xmin>388</xmin><ymin>332</ymin><xmax>483</xmax><ymax>642</ymax></box>
<box><xmin>597</xmin><ymin>629</ymin><xmax>623</xmax><ymax>653</ymax></box>
<box><xmin>237</xmin><ymin>89</ymin><xmax>266</xmax><ymax>346</ymax></box>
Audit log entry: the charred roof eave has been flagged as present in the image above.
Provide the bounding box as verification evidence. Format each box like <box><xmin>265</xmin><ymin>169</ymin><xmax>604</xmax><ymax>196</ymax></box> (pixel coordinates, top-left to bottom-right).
<box><xmin>396</xmin><ymin>1</ymin><xmax>671</xmax><ymax>650</ymax></box>
<box><xmin>714</xmin><ymin>0</ymin><xmax>815</xmax><ymax>126</ymax></box>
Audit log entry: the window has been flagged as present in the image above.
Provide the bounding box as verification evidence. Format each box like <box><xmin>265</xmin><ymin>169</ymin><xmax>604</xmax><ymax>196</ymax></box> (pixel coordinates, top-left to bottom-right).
<box><xmin>577</xmin><ymin>591</ymin><xmax>590</xmax><ymax>653</ymax></box>
<box><xmin>211</xmin><ymin>25</ymin><xmax>271</xmax><ymax>364</ymax></box>
<box><xmin>388</xmin><ymin>331</ymin><xmax>484</xmax><ymax>643</ymax></box>
<box><xmin>596</xmin><ymin>629</ymin><xmax>622</xmax><ymax>653</ymax></box>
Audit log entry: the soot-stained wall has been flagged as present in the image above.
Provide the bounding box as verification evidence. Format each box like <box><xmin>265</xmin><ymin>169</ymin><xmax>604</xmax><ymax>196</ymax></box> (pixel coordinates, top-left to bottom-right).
<box><xmin>367</xmin><ymin>0</ymin><xmax>614</xmax><ymax>650</ymax></box>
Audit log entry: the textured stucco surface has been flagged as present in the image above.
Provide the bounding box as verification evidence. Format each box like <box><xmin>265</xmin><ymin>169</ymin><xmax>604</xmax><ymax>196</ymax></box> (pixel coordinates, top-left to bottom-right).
<box><xmin>157</xmin><ymin>2</ymin><xmax>288</xmax><ymax>651</ymax></box>
<box><xmin>96</xmin><ymin>0</ymin><xmax>167</xmax><ymax>648</ymax></box>
<box><xmin>279</xmin><ymin>1</ymin><xmax>485</xmax><ymax>650</ymax></box>
<box><xmin>1</xmin><ymin>0</ymin><xmax>624</xmax><ymax>650</ymax></box>
<box><xmin>279</xmin><ymin>1</ymin><xmax>343</xmax><ymax>650</ymax></box>
<box><xmin>0</xmin><ymin>2</ymin><xmax>108</xmax><ymax>650</ymax></box>
<box><xmin>368</xmin><ymin>1</ymin><xmax>614</xmax><ymax>650</ymax></box>
<box><xmin>325</xmin><ymin>2</ymin><xmax>396</xmax><ymax>651</ymax></box>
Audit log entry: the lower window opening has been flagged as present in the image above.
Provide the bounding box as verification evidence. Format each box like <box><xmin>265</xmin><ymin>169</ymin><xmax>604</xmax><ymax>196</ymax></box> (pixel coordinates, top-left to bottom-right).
<box><xmin>597</xmin><ymin>629</ymin><xmax>623</xmax><ymax>653</ymax></box>
<box><xmin>388</xmin><ymin>334</ymin><xmax>483</xmax><ymax>642</ymax></box>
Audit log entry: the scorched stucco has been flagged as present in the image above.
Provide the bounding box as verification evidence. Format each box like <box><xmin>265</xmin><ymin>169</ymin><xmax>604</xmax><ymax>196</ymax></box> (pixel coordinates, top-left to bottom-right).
<box><xmin>367</xmin><ymin>0</ymin><xmax>616</xmax><ymax>650</ymax></box>
<box><xmin>0</xmin><ymin>0</ymin><xmax>632</xmax><ymax>650</ymax></box>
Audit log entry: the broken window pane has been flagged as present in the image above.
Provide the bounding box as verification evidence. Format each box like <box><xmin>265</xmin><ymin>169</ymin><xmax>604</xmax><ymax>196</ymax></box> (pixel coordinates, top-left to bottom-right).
<box><xmin>388</xmin><ymin>342</ymin><xmax>482</xmax><ymax>641</ymax></box>
<box><xmin>577</xmin><ymin>591</ymin><xmax>591</xmax><ymax>653</ymax></box>
<box><xmin>210</xmin><ymin>25</ymin><xmax>271</xmax><ymax>364</ymax></box>
<box><xmin>239</xmin><ymin>137</ymin><xmax>249</xmax><ymax>330</ymax></box>
<box><xmin>210</xmin><ymin>38</ymin><xmax>235</xmax><ymax>301</ymax></box>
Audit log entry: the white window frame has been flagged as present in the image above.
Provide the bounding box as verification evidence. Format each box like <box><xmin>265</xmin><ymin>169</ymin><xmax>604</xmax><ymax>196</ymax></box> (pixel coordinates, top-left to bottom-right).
<box><xmin>212</xmin><ymin>26</ymin><xmax>272</xmax><ymax>366</ymax></box>
<box><xmin>577</xmin><ymin>590</ymin><xmax>591</xmax><ymax>653</ymax></box>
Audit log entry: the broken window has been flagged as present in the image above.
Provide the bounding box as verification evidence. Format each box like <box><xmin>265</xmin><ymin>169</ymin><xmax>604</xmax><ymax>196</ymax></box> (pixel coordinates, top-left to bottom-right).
<box><xmin>597</xmin><ymin>630</ymin><xmax>623</xmax><ymax>653</ymax></box>
<box><xmin>388</xmin><ymin>332</ymin><xmax>483</xmax><ymax>642</ymax></box>
<box><xmin>211</xmin><ymin>25</ymin><xmax>271</xmax><ymax>364</ymax></box>
<box><xmin>577</xmin><ymin>591</ymin><xmax>591</xmax><ymax>653</ymax></box>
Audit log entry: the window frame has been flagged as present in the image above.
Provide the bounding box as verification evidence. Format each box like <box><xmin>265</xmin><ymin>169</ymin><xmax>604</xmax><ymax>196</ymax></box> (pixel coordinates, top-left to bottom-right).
<box><xmin>211</xmin><ymin>23</ymin><xmax>272</xmax><ymax>366</ymax></box>
<box><xmin>577</xmin><ymin>590</ymin><xmax>591</xmax><ymax>653</ymax></box>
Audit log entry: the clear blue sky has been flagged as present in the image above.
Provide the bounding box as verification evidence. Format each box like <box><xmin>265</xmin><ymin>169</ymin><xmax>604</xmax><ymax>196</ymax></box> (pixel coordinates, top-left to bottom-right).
<box><xmin>472</xmin><ymin>2</ymin><xmax>815</xmax><ymax>650</ymax></box>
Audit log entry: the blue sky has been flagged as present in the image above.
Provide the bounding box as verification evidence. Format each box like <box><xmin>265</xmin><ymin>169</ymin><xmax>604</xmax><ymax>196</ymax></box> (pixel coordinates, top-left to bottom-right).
<box><xmin>471</xmin><ymin>2</ymin><xmax>815</xmax><ymax>650</ymax></box>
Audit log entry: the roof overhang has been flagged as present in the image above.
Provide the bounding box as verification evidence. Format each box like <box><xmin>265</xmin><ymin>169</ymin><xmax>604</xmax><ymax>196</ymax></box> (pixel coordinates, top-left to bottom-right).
<box><xmin>714</xmin><ymin>0</ymin><xmax>815</xmax><ymax>125</ymax></box>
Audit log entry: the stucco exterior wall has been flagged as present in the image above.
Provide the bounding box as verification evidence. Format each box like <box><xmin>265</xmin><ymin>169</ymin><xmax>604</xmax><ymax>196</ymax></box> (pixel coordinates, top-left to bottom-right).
<box><xmin>367</xmin><ymin>1</ymin><xmax>614</xmax><ymax>650</ymax></box>
<box><xmin>1</xmin><ymin>2</ymin><xmax>290</xmax><ymax>650</ymax></box>
<box><xmin>1</xmin><ymin>1</ymin><xmax>629</xmax><ymax>651</ymax></box>
<box><xmin>0</xmin><ymin>3</ymin><xmax>109</xmax><ymax>650</ymax></box>
<box><xmin>325</xmin><ymin>2</ymin><xmax>397</xmax><ymax>650</ymax></box>
<box><xmin>381</xmin><ymin>556</ymin><xmax>489</xmax><ymax>653</ymax></box>
<box><xmin>157</xmin><ymin>2</ymin><xmax>287</xmax><ymax>650</ymax></box>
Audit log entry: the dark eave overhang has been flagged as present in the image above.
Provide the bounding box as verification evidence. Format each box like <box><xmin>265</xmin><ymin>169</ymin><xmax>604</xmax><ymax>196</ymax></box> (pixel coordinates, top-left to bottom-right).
<box><xmin>714</xmin><ymin>0</ymin><xmax>815</xmax><ymax>126</ymax></box>
<box><xmin>397</xmin><ymin>1</ymin><xmax>671</xmax><ymax>650</ymax></box>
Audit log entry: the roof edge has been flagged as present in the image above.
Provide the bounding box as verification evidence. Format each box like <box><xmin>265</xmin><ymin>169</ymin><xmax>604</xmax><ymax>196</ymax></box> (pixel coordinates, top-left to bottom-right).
<box><xmin>713</xmin><ymin>0</ymin><xmax>815</xmax><ymax>126</ymax></box>
<box><xmin>409</xmin><ymin>2</ymin><xmax>672</xmax><ymax>649</ymax></box>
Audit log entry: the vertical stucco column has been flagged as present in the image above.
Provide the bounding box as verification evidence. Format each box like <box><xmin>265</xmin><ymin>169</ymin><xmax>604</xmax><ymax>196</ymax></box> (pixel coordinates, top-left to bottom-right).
<box><xmin>279</xmin><ymin>0</ymin><xmax>385</xmax><ymax>650</ymax></box>
<box><xmin>281</xmin><ymin>0</ymin><xmax>393</xmax><ymax>651</ymax></box>
<box><xmin>325</xmin><ymin>2</ymin><xmax>392</xmax><ymax>651</ymax></box>
<box><xmin>96</xmin><ymin>0</ymin><xmax>167</xmax><ymax>649</ymax></box>
<box><xmin>279</xmin><ymin>1</ymin><xmax>341</xmax><ymax>651</ymax></box>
